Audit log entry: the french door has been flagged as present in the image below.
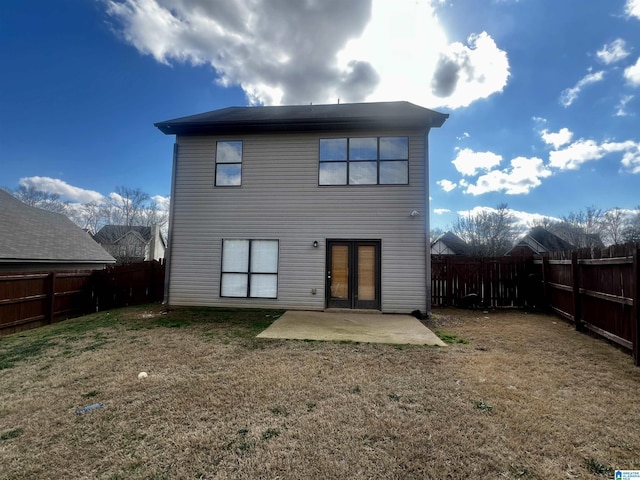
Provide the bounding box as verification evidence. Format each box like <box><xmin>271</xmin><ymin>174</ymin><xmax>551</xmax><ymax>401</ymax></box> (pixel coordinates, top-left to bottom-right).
<box><xmin>326</xmin><ymin>240</ymin><xmax>381</xmax><ymax>310</ymax></box>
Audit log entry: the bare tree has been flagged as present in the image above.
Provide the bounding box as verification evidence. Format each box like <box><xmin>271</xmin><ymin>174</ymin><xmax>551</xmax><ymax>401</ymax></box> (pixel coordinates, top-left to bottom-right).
<box><xmin>7</xmin><ymin>185</ymin><xmax>69</xmax><ymax>214</ymax></box>
<box><xmin>110</xmin><ymin>186</ymin><xmax>151</xmax><ymax>226</ymax></box>
<box><xmin>552</xmin><ymin>206</ymin><xmax>604</xmax><ymax>248</ymax></box>
<box><xmin>451</xmin><ymin>203</ymin><xmax>520</xmax><ymax>256</ymax></box>
<box><xmin>139</xmin><ymin>197</ymin><xmax>169</xmax><ymax>228</ymax></box>
<box><xmin>601</xmin><ymin>207</ymin><xmax>626</xmax><ymax>246</ymax></box>
<box><xmin>622</xmin><ymin>207</ymin><xmax>640</xmax><ymax>243</ymax></box>
<box><xmin>430</xmin><ymin>227</ymin><xmax>444</xmax><ymax>241</ymax></box>
<box><xmin>66</xmin><ymin>201</ymin><xmax>106</xmax><ymax>234</ymax></box>
<box><xmin>528</xmin><ymin>216</ymin><xmax>559</xmax><ymax>230</ymax></box>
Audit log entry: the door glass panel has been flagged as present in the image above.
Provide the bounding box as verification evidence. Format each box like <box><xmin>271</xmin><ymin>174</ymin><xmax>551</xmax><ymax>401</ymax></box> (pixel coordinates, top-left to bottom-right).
<box><xmin>331</xmin><ymin>245</ymin><xmax>349</xmax><ymax>299</ymax></box>
<box><xmin>357</xmin><ymin>246</ymin><xmax>376</xmax><ymax>301</ymax></box>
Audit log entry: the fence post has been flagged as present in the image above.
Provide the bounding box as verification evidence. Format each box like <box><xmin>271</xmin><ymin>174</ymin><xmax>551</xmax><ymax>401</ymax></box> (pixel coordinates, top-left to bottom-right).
<box><xmin>572</xmin><ymin>251</ymin><xmax>583</xmax><ymax>332</ymax></box>
<box><xmin>540</xmin><ymin>255</ymin><xmax>549</xmax><ymax>311</ymax></box>
<box><xmin>633</xmin><ymin>247</ymin><xmax>639</xmax><ymax>366</ymax></box>
<box><xmin>445</xmin><ymin>257</ymin><xmax>453</xmax><ymax>306</ymax></box>
<box><xmin>482</xmin><ymin>258</ymin><xmax>490</xmax><ymax>308</ymax></box>
<box><xmin>48</xmin><ymin>272</ymin><xmax>56</xmax><ymax>324</ymax></box>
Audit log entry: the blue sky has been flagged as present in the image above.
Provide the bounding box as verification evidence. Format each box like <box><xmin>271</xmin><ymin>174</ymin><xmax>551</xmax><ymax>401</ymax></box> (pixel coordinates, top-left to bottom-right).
<box><xmin>1</xmin><ymin>0</ymin><xmax>639</xmax><ymax>230</ymax></box>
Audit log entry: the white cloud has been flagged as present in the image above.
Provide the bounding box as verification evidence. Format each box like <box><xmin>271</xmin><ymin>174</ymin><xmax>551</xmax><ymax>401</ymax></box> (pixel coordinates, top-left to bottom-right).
<box><xmin>457</xmin><ymin>205</ymin><xmax>560</xmax><ymax>230</ymax></box>
<box><xmin>626</xmin><ymin>0</ymin><xmax>640</xmax><ymax>19</ymax></box>
<box><xmin>624</xmin><ymin>57</ymin><xmax>640</xmax><ymax>86</ymax></box>
<box><xmin>427</xmin><ymin>31</ymin><xmax>510</xmax><ymax>108</ymax></box>
<box><xmin>452</xmin><ymin>148</ymin><xmax>502</xmax><ymax>176</ymax></box>
<box><xmin>433</xmin><ymin>208</ymin><xmax>450</xmax><ymax>215</ymax></box>
<box><xmin>616</xmin><ymin>94</ymin><xmax>634</xmax><ymax>116</ymax></box>
<box><xmin>540</xmin><ymin>127</ymin><xmax>573</xmax><ymax>149</ymax></box>
<box><xmin>463</xmin><ymin>156</ymin><xmax>551</xmax><ymax>195</ymax></box>
<box><xmin>105</xmin><ymin>0</ymin><xmax>510</xmax><ymax>108</ymax></box>
<box><xmin>152</xmin><ymin>194</ymin><xmax>171</xmax><ymax>210</ymax></box>
<box><xmin>19</xmin><ymin>177</ymin><xmax>104</xmax><ymax>203</ymax></box>
<box><xmin>549</xmin><ymin>138</ymin><xmax>640</xmax><ymax>172</ymax></box>
<box><xmin>621</xmin><ymin>145</ymin><xmax>640</xmax><ymax>173</ymax></box>
<box><xmin>456</xmin><ymin>132</ymin><xmax>470</xmax><ymax>140</ymax></box>
<box><xmin>437</xmin><ymin>179</ymin><xmax>457</xmax><ymax>192</ymax></box>
<box><xmin>560</xmin><ymin>70</ymin><xmax>605</xmax><ymax>107</ymax></box>
<box><xmin>596</xmin><ymin>39</ymin><xmax>630</xmax><ymax>64</ymax></box>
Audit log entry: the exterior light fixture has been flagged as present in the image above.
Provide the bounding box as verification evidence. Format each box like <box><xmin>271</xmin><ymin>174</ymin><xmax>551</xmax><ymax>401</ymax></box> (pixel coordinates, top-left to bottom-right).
<box><xmin>313</xmin><ymin>241</ymin><xmax>319</xmax><ymax>248</ymax></box>
<box><xmin>410</xmin><ymin>210</ymin><xmax>419</xmax><ymax>217</ymax></box>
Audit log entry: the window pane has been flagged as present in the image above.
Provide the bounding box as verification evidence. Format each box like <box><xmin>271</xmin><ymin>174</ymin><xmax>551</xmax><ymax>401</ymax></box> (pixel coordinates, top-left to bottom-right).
<box><xmin>379</xmin><ymin>137</ymin><xmax>408</xmax><ymax>160</ymax></box>
<box><xmin>380</xmin><ymin>161</ymin><xmax>408</xmax><ymax>184</ymax></box>
<box><xmin>251</xmin><ymin>240</ymin><xmax>278</xmax><ymax>273</ymax></box>
<box><xmin>319</xmin><ymin>162</ymin><xmax>347</xmax><ymax>185</ymax></box>
<box><xmin>217</xmin><ymin>141</ymin><xmax>243</xmax><ymax>163</ymax></box>
<box><xmin>250</xmin><ymin>274</ymin><xmax>278</xmax><ymax>298</ymax></box>
<box><xmin>320</xmin><ymin>138</ymin><xmax>347</xmax><ymax>161</ymax></box>
<box><xmin>216</xmin><ymin>164</ymin><xmax>241</xmax><ymax>186</ymax></box>
<box><xmin>221</xmin><ymin>273</ymin><xmax>248</xmax><ymax>297</ymax></box>
<box><xmin>222</xmin><ymin>240</ymin><xmax>249</xmax><ymax>272</ymax></box>
<box><xmin>349</xmin><ymin>161</ymin><xmax>377</xmax><ymax>185</ymax></box>
<box><xmin>349</xmin><ymin>138</ymin><xmax>377</xmax><ymax>160</ymax></box>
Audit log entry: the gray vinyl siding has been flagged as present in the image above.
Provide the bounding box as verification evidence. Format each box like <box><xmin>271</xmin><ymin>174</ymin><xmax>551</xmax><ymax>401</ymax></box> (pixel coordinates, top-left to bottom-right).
<box><xmin>168</xmin><ymin>129</ymin><xmax>430</xmax><ymax>313</ymax></box>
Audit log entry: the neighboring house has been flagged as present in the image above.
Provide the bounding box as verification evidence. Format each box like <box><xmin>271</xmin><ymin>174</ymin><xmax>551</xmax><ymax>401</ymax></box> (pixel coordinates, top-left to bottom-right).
<box><xmin>93</xmin><ymin>225</ymin><xmax>166</xmax><ymax>264</ymax></box>
<box><xmin>508</xmin><ymin>226</ymin><xmax>574</xmax><ymax>256</ymax></box>
<box><xmin>155</xmin><ymin>101</ymin><xmax>448</xmax><ymax>313</ymax></box>
<box><xmin>0</xmin><ymin>190</ymin><xmax>115</xmax><ymax>272</ymax></box>
<box><xmin>430</xmin><ymin>232</ymin><xmax>470</xmax><ymax>256</ymax></box>
<box><xmin>551</xmin><ymin>224</ymin><xmax>604</xmax><ymax>250</ymax></box>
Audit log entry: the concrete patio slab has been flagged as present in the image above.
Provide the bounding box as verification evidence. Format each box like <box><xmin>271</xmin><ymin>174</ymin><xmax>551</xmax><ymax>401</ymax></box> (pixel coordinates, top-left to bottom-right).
<box><xmin>257</xmin><ymin>310</ymin><xmax>447</xmax><ymax>346</ymax></box>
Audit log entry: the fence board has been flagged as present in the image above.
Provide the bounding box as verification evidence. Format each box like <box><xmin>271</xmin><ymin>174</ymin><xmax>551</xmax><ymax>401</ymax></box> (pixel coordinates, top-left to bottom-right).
<box><xmin>0</xmin><ymin>260</ymin><xmax>165</xmax><ymax>336</ymax></box>
<box><xmin>431</xmin><ymin>256</ymin><xmax>535</xmax><ymax>308</ymax></box>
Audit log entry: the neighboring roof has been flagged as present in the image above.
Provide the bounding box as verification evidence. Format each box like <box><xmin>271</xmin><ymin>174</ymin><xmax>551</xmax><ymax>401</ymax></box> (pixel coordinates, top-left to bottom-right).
<box><xmin>93</xmin><ymin>225</ymin><xmax>153</xmax><ymax>244</ymax></box>
<box><xmin>431</xmin><ymin>232</ymin><xmax>469</xmax><ymax>255</ymax></box>
<box><xmin>512</xmin><ymin>227</ymin><xmax>574</xmax><ymax>254</ymax></box>
<box><xmin>0</xmin><ymin>190</ymin><xmax>115</xmax><ymax>265</ymax></box>
<box><xmin>527</xmin><ymin>227</ymin><xmax>574</xmax><ymax>252</ymax></box>
<box><xmin>155</xmin><ymin>101</ymin><xmax>449</xmax><ymax>136</ymax></box>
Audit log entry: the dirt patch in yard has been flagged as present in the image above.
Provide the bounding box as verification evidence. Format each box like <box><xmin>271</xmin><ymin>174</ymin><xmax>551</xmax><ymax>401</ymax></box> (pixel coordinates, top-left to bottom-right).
<box><xmin>1</xmin><ymin>306</ymin><xmax>639</xmax><ymax>479</ymax></box>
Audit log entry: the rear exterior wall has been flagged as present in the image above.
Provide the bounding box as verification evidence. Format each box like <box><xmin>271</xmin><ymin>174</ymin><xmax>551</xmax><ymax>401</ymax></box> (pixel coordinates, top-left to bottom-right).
<box><xmin>167</xmin><ymin>129</ymin><xmax>430</xmax><ymax>313</ymax></box>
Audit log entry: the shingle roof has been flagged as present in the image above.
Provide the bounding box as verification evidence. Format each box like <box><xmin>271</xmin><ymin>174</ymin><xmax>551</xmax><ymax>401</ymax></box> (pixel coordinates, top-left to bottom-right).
<box><xmin>0</xmin><ymin>190</ymin><xmax>115</xmax><ymax>264</ymax></box>
<box><xmin>155</xmin><ymin>101</ymin><xmax>449</xmax><ymax>135</ymax></box>
<box><xmin>527</xmin><ymin>226</ymin><xmax>574</xmax><ymax>252</ymax></box>
<box><xmin>93</xmin><ymin>225</ymin><xmax>153</xmax><ymax>244</ymax></box>
<box><xmin>432</xmin><ymin>232</ymin><xmax>470</xmax><ymax>255</ymax></box>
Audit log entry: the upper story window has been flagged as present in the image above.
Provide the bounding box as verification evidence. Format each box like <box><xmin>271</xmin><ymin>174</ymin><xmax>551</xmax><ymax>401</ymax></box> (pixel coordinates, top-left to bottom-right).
<box><xmin>319</xmin><ymin>136</ymin><xmax>409</xmax><ymax>186</ymax></box>
<box><xmin>216</xmin><ymin>141</ymin><xmax>243</xmax><ymax>186</ymax></box>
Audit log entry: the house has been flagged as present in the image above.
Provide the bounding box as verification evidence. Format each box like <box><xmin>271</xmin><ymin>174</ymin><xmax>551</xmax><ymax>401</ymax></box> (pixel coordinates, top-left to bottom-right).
<box><xmin>155</xmin><ymin>101</ymin><xmax>448</xmax><ymax>313</ymax></box>
<box><xmin>93</xmin><ymin>225</ymin><xmax>166</xmax><ymax>264</ymax></box>
<box><xmin>0</xmin><ymin>189</ymin><xmax>115</xmax><ymax>272</ymax></box>
<box><xmin>507</xmin><ymin>226</ymin><xmax>574</xmax><ymax>256</ymax></box>
<box><xmin>430</xmin><ymin>231</ymin><xmax>469</xmax><ymax>256</ymax></box>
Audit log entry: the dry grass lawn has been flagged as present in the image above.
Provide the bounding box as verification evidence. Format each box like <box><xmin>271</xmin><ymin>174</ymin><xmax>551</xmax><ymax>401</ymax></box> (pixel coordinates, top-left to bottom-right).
<box><xmin>1</xmin><ymin>305</ymin><xmax>640</xmax><ymax>479</ymax></box>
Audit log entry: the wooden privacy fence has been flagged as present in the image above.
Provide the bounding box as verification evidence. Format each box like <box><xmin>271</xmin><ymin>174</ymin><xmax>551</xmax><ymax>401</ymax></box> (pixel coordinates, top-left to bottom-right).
<box><xmin>0</xmin><ymin>260</ymin><xmax>165</xmax><ymax>336</ymax></box>
<box><xmin>534</xmin><ymin>244</ymin><xmax>640</xmax><ymax>365</ymax></box>
<box><xmin>431</xmin><ymin>255</ymin><xmax>537</xmax><ymax>308</ymax></box>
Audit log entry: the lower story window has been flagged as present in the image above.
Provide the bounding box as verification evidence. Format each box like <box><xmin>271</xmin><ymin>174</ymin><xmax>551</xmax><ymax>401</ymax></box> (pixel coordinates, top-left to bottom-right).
<box><xmin>221</xmin><ymin>239</ymin><xmax>279</xmax><ymax>298</ymax></box>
